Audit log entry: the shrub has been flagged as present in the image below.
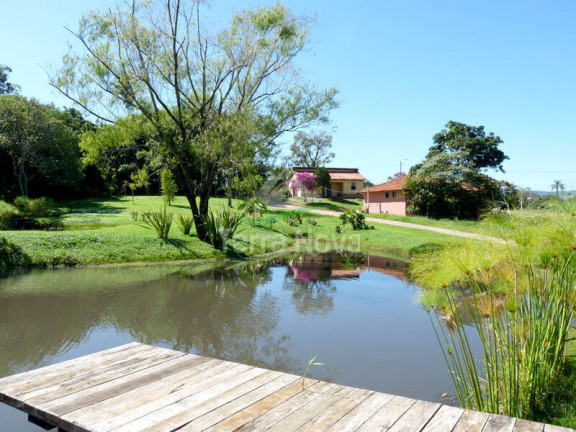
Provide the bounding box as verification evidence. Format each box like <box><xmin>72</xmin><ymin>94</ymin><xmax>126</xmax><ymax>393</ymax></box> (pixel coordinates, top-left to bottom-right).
<box><xmin>141</xmin><ymin>207</ymin><xmax>173</xmax><ymax>241</ymax></box>
<box><xmin>203</xmin><ymin>208</ymin><xmax>244</xmax><ymax>251</ymax></box>
<box><xmin>129</xmin><ymin>210</ymin><xmax>139</xmax><ymax>221</ymax></box>
<box><xmin>239</xmin><ymin>197</ymin><xmax>268</xmax><ymax>226</ymax></box>
<box><xmin>284</xmin><ymin>210</ymin><xmax>303</xmax><ymax>226</ymax></box>
<box><xmin>306</xmin><ymin>218</ymin><xmax>318</xmax><ymax>226</ymax></box>
<box><xmin>0</xmin><ymin>236</ymin><xmax>31</xmax><ymax>270</ymax></box>
<box><xmin>176</xmin><ymin>214</ymin><xmax>194</xmax><ymax>235</ymax></box>
<box><xmin>335</xmin><ymin>225</ymin><xmax>343</xmax><ymax>234</ymax></box>
<box><xmin>13</xmin><ymin>196</ymin><xmax>57</xmax><ymax>218</ymax></box>
<box><xmin>339</xmin><ymin>211</ymin><xmax>369</xmax><ymax>230</ymax></box>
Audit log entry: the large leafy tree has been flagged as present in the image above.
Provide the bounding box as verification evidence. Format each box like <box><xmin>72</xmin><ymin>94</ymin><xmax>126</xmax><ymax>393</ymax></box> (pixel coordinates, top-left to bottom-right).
<box><xmin>427</xmin><ymin>121</ymin><xmax>508</xmax><ymax>172</ymax></box>
<box><xmin>0</xmin><ymin>95</ymin><xmax>83</xmax><ymax>198</ymax></box>
<box><xmin>51</xmin><ymin>0</ymin><xmax>338</xmax><ymax>242</ymax></box>
<box><xmin>406</xmin><ymin>122</ymin><xmax>508</xmax><ymax>219</ymax></box>
<box><xmin>0</xmin><ymin>65</ymin><xmax>19</xmax><ymax>95</ymax></box>
<box><xmin>289</xmin><ymin>130</ymin><xmax>335</xmax><ymax>168</ymax></box>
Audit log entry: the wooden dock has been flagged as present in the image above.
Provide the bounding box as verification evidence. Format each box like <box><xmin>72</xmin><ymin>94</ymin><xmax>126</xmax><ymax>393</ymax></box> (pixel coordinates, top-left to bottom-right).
<box><xmin>0</xmin><ymin>343</ymin><xmax>571</xmax><ymax>432</ymax></box>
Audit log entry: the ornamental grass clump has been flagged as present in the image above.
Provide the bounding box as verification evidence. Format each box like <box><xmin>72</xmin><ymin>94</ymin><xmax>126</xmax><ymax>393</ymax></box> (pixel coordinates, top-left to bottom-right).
<box><xmin>413</xmin><ymin>206</ymin><xmax>576</xmax><ymax>420</ymax></box>
<box><xmin>141</xmin><ymin>207</ymin><xmax>173</xmax><ymax>241</ymax></box>
<box><xmin>202</xmin><ymin>208</ymin><xmax>244</xmax><ymax>251</ymax></box>
<box><xmin>175</xmin><ymin>214</ymin><xmax>194</xmax><ymax>235</ymax></box>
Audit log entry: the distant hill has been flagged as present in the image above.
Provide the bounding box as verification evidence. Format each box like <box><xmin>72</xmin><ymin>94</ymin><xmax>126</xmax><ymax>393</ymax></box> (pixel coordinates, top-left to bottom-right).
<box><xmin>531</xmin><ymin>190</ymin><xmax>575</xmax><ymax>197</ymax></box>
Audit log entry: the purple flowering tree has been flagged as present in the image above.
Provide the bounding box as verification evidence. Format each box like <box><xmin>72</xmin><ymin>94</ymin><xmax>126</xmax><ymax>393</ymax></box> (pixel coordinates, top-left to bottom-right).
<box><xmin>290</xmin><ymin>172</ymin><xmax>317</xmax><ymax>202</ymax></box>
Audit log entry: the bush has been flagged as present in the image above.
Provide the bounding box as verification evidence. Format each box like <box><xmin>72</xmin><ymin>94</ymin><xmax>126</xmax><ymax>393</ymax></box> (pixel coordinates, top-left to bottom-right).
<box><xmin>306</xmin><ymin>218</ymin><xmax>318</xmax><ymax>226</ymax></box>
<box><xmin>0</xmin><ymin>197</ymin><xmax>61</xmax><ymax>230</ymax></box>
<box><xmin>141</xmin><ymin>207</ymin><xmax>173</xmax><ymax>241</ymax></box>
<box><xmin>239</xmin><ymin>197</ymin><xmax>268</xmax><ymax>226</ymax></box>
<box><xmin>0</xmin><ymin>236</ymin><xmax>31</xmax><ymax>270</ymax></box>
<box><xmin>339</xmin><ymin>211</ymin><xmax>370</xmax><ymax>230</ymax></box>
<box><xmin>176</xmin><ymin>214</ymin><xmax>194</xmax><ymax>235</ymax></box>
<box><xmin>203</xmin><ymin>208</ymin><xmax>244</xmax><ymax>251</ymax></box>
<box><xmin>284</xmin><ymin>210</ymin><xmax>303</xmax><ymax>226</ymax></box>
<box><xmin>13</xmin><ymin>196</ymin><xmax>57</xmax><ymax>218</ymax></box>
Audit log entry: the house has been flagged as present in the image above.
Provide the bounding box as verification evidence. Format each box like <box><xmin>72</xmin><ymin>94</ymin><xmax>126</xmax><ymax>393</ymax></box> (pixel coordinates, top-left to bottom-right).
<box><xmin>289</xmin><ymin>167</ymin><xmax>366</xmax><ymax>198</ymax></box>
<box><xmin>360</xmin><ymin>175</ymin><xmax>408</xmax><ymax>216</ymax></box>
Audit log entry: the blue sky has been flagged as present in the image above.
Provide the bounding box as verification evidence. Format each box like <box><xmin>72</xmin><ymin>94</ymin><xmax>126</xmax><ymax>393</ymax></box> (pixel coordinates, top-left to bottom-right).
<box><xmin>2</xmin><ymin>0</ymin><xmax>575</xmax><ymax>191</ymax></box>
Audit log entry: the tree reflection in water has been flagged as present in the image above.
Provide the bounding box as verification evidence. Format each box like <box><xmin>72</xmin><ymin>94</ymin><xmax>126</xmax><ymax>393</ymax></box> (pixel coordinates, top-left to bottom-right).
<box><xmin>0</xmin><ymin>252</ymin><xmax>407</xmax><ymax>379</ymax></box>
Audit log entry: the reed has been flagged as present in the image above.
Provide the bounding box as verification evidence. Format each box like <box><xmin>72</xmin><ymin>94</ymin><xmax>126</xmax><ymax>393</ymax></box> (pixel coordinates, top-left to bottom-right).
<box><xmin>414</xmin><ymin>205</ymin><xmax>576</xmax><ymax>419</ymax></box>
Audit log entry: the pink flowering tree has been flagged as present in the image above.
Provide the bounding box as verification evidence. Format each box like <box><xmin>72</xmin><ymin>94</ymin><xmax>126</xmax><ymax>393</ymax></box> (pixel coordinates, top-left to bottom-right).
<box><xmin>290</xmin><ymin>172</ymin><xmax>317</xmax><ymax>202</ymax></box>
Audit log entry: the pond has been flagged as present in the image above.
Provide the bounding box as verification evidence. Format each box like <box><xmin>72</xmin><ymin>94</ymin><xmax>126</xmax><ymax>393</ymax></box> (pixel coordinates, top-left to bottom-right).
<box><xmin>0</xmin><ymin>252</ymin><xmax>455</xmax><ymax>431</ymax></box>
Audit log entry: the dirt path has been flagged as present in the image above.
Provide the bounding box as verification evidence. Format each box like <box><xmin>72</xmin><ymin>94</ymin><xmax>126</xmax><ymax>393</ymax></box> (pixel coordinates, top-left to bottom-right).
<box><xmin>271</xmin><ymin>204</ymin><xmax>509</xmax><ymax>244</ymax></box>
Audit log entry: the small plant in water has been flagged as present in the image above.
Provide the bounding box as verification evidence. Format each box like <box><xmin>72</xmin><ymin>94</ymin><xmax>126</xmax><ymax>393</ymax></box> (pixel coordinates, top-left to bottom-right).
<box><xmin>302</xmin><ymin>354</ymin><xmax>324</xmax><ymax>389</ymax></box>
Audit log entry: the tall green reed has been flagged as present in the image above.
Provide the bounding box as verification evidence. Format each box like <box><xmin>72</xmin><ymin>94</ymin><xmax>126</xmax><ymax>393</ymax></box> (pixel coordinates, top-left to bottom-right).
<box><xmin>414</xmin><ymin>206</ymin><xmax>576</xmax><ymax>419</ymax></box>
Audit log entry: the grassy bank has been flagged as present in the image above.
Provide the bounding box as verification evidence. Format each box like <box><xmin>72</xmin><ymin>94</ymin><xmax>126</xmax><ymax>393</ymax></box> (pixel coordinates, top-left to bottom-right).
<box><xmin>0</xmin><ymin>195</ymin><xmax>466</xmax><ymax>268</ymax></box>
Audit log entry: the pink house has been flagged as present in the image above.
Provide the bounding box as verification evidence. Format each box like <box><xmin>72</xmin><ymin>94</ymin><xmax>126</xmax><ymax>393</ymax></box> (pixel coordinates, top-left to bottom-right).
<box><xmin>361</xmin><ymin>175</ymin><xmax>408</xmax><ymax>216</ymax></box>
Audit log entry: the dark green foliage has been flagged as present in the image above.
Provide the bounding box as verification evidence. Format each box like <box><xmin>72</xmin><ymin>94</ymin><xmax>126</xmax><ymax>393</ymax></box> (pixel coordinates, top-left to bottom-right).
<box><xmin>0</xmin><ymin>95</ymin><xmax>83</xmax><ymax>200</ymax></box>
<box><xmin>428</xmin><ymin>121</ymin><xmax>508</xmax><ymax>172</ymax></box>
<box><xmin>286</xmin><ymin>210</ymin><xmax>303</xmax><ymax>224</ymax></box>
<box><xmin>339</xmin><ymin>211</ymin><xmax>370</xmax><ymax>230</ymax></box>
<box><xmin>141</xmin><ymin>207</ymin><xmax>173</xmax><ymax>241</ymax></box>
<box><xmin>314</xmin><ymin>167</ymin><xmax>331</xmax><ymax>193</ymax></box>
<box><xmin>306</xmin><ymin>218</ymin><xmax>318</xmax><ymax>226</ymax></box>
<box><xmin>0</xmin><ymin>197</ymin><xmax>62</xmax><ymax>230</ymax></box>
<box><xmin>407</xmin><ymin>122</ymin><xmax>509</xmax><ymax>220</ymax></box>
<box><xmin>0</xmin><ymin>65</ymin><xmax>19</xmax><ymax>95</ymax></box>
<box><xmin>161</xmin><ymin>168</ymin><xmax>177</xmax><ymax>205</ymax></box>
<box><xmin>176</xmin><ymin>214</ymin><xmax>194</xmax><ymax>235</ymax></box>
<box><xmin>239</xmin><ymin>197</ymin><xmax>268</xmax><ymax>226</ymax></box>
<box><xmin>202</xmin><ymin>208</ymin><xmax>244</xmax><ymax>251</ymax></box>
<box><xmin>0</xmin><ymin>236</ymin><xmax>30</xmax><ymax>270</ymax></box>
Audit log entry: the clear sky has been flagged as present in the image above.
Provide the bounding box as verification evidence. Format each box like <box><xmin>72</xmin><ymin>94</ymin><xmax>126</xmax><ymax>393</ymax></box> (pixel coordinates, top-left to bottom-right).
<box><xmin>2</xmin><ymin>0</ymin><xmax>576</xmax><ymax>191</ymax></box>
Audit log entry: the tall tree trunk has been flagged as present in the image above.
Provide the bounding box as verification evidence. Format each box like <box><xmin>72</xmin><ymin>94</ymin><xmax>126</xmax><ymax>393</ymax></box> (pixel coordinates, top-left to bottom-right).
<box><xmin>185</xmin><ymin>192</ymin><xmax>209</xmax><ymax>242</ymax></box>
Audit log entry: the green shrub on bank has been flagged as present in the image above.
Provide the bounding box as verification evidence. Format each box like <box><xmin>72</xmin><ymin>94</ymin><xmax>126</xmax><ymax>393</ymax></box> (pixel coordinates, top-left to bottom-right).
<box><xmin>176</xmin><ymin>214</ymin><xmax>193</xmax><ymax>235</ymax></box>
<box><xmin>0</xmin><ymin>236</ymin><xmax>31</xmax><ymax>270</ymax></box>
<box><xmin>339</xmin><ymin>211</ymin><xmax>370</xmax><ymax>230</ymax></box>
<box><xmin>0</xmin><ymin>197</ymin><xmax>61</xmax><ymax>230</ymax></box>
<box><xmin>141</xmin><ymin>207</ymin><xmax>173</xmax><ymax>241</ymax></box>
<box><xmin>203</xmin><ymin>207</ymin><xmax>244</xmax><ymax>251</ymax></box>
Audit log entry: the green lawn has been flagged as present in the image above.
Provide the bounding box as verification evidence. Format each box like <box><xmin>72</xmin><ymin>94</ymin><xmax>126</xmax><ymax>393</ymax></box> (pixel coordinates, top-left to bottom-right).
<box><xmin>285</xmin><ymin>196</ymin><xmax>363</xmax><ymax>212</ymax></box>
<box><xmin>0</xmin><ymin>195</ymin><xmax>466</xmax><ymax>268</ymax></box>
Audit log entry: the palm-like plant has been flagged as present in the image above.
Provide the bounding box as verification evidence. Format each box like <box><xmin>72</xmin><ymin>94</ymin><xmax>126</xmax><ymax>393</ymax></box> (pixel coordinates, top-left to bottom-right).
<box><xmin>551</xmin><ymin>179</ymin><xmax>565</xmax><ymax>199</ymax></box>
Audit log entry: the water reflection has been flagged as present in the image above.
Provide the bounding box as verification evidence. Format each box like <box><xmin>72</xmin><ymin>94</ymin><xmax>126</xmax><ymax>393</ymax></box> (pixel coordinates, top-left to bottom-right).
<box><xmin>0</xmin><ymin>251</ymin><xmax>455</xmax><ymax>419</ymax></box>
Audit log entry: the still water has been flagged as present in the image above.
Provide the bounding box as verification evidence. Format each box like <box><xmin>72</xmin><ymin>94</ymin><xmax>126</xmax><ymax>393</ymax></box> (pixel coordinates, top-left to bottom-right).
<box><xmin>0</xmin><ymin>252</ymin><xmax>455</xmax><ymax>431</ymax></box>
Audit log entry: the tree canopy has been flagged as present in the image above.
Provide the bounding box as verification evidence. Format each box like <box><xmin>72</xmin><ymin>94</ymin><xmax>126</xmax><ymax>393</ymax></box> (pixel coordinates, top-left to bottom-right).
<box><xmin>427</xmin><ymin>121</ymin><xmax>508</xmax><ymax>172</ymax></box>
<box><xmin>290</xmin><ymin>130</ymin><xmax>335</xmax><ymax>168</ymax></box>
<box><xmin>0</xmin><ymin>65</ymin><xmax>19</xmax><ymax>95</ymax></box>
<box><xmin>0</xmin><ymin>95</ymin><xmax>83</xmax><ymax>198</ymax></box>
<box><xmin>51</xmin><ymin>0</ymin><xmax>338</xmax><ymax>243</ymax></box>
<box><xmin>406</xmin><ymin>122</ymin><xmax>509</xmax><ymax>219</ymax></box>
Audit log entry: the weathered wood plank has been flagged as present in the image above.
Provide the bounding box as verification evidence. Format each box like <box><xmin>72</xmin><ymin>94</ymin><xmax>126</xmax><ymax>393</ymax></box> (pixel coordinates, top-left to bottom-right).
<box><xmin>355</xmin><ymin>395</ymin><xmax>416</xmax><ymax>432</ymax></box>
<box><xmin>85</xmin><ymin>362</ymin><xmax>255</xmax><ymax>432</ymax></box>
<box><xmin>21</xmin><ymin>346</ymin><xmax>183</xmax><ymax>405</ymax></box>
<box><xmin>61</xmin><ymin>358</ymin><xmax>223</xmax><ymax>426</ymax></box>
<box><xmin>109</xmin><ymin>365</ymin><xmax>265</xmax><ymax>432</ymax></box>
<box><xmin>483</xmin><ymin>413</ymin><xmax>516</xmax><ymax>432</ymax></box>
<box><xmin>234</xmin><ymin>382</ymin><xmax>336</xmax><ymax>432</ymax></box>
<box><xmin>0</xmin><ymin>343</ymin><xmax>148</xmax><ymax>398</ymax></box>
<box><xmin>514</xmin><ymin>418</ymin><xmax>545</xmax><ymax>432</ymax></box>
<box><xmin>296</xmin><ymin>389</ymin><xmax>373</xmax><ymax>432</ymax></box>
<box><xmin>40</xmin><ymin>353</ymin><xmax>199</xmax><ymax>414</ymax></box>
<box><xmin>421</xmin><ymin>405</ymin><xmax>465</xmax><ymax>432</ymax></box>
<box><xmin>452</xmin><ymin>410</ymin><xmax>490</xmax><ymax>432</ymax></box>
<box><xmin>388</xmin><ymin>399</ymin><xmax>441</xmax><ymax>432</ymax></box>
<box><xmin>324</xmin><ymin>392</ymin><xmax>394</xmax><ymax>432</ymax></box>
<box><xmin>544</xmin><ymin>425</ymin><xmax>576</xmax><ymax>432</ymax></box>
<box><xmin>174</xmin><ymin>373</ymin><xmax>301</xmax><ymax>432</ymax></box>
<box><xmin>138</xmin><ymin>370</ymin><xmax>283</xmax><ymax>432</ymax></box>
<box><xmin>204</xmin><ymin>379</ymin><xmax>317</xmax><ymax>431</ymax></box>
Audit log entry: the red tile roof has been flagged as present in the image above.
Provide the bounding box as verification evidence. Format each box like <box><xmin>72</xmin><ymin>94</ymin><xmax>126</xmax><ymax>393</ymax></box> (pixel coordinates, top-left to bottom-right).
<box><xmin>291</xmin><ymin>167</ymin><xmax>366</xmax><ymax>181</ymax></box>
<box><xmin>360</xmin><ymin>175</ymin><xmax>407</xmax><ymax>194</ymax></box>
